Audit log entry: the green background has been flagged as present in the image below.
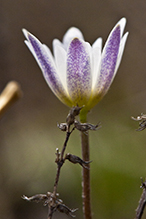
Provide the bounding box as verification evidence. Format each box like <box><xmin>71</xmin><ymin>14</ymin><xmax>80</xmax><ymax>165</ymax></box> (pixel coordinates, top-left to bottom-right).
<box><xmin>1</xmin><ymin>0</ymin><xmax>146</xmax><ymax>218</ymax></box>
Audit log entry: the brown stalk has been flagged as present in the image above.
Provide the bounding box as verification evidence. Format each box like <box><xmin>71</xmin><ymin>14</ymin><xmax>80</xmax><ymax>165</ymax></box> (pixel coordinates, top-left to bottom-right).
<box><xmin>0</xmin><ymin>81</ymin><xmax>22</xmax><ymax>118</ymax></box>
<box><xmin>81</xmin><ymin>131</ymin><xmax>92</xmax><ymax>219</ymax></box>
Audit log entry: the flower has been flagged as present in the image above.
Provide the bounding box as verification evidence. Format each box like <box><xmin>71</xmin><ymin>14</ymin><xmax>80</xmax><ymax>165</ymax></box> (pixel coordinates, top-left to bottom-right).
<box><xmin>22</xmin><ymin>18</ymin><xmax>128</xmax><ymax>111</ymax></box>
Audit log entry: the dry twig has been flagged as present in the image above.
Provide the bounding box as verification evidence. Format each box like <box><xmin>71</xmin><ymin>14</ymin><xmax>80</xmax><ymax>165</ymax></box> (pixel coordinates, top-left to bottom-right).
<box><xmin>0</xmin><ymin>81</ymin><xmax>22</xmax><ymax>118</ymax></box>
<box><xmin>135</xmin><ymin>178</ymin><xmax>146</xmax><ymax>219</ymax></box>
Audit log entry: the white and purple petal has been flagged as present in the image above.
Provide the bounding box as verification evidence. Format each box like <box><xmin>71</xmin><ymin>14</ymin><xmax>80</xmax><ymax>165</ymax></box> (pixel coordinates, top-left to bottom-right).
<box><xmin>66</xmin><ymin>38</ymin><xmax>92</xmax><ymax>106</ymax></box>
<box><xmin>22</xmin><ymin>29</ymin><xmax>72</xmax><ymax>106</ymax></box>
<box><xmin>93</xmin><ymin>22</ymin><xmax>121</xmax><ymax>99</ymax></box>
<box><xmin>87</xmin><ymin>18</ymin><xmax>128</xmax><ymax>109</ymax></box>
<box><xmin>92</xmin><ymin>37</ymin><xmax>102</xmax><ymax>50</ymax></box>
<box><xmin>114</xmin><ymin>31</ymin><xmax>129</xmax><ymax>75</ymax></box>
<box><xmin>53</xmin><ymin>43</ymin><xmax>68</xmax><ymax>93</ymax></box>
<box><xmin>118</xmin><ymin>17</ymin><xmax>126</xmax><ymax>37</ymax></box>
<box><xmin>63</xmin><ymin>27</ymin><xmax>84</xmax><ymax>51</ymax></box>
<box><xmin>91</xmin><ymin>38</ymin><xmax>102</xmax><ymax>90</ymax></box>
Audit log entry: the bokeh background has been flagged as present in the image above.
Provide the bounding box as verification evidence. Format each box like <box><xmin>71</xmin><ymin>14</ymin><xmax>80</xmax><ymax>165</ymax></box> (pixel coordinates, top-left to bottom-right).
<box><xmin>1</xmin><ymin>0</ymin><xmax>146</xmax><ymax>219</ymax></box>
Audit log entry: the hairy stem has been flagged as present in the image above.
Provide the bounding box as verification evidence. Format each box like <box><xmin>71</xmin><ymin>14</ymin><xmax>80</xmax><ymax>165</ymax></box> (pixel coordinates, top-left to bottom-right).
<box><xmin>80</xmin><ymin>110</ymin><xmax>92</xmax><ymax>219</ymax></box>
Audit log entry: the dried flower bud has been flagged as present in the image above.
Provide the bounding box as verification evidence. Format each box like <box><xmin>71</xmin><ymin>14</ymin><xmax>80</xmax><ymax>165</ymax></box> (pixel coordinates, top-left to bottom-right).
<box><xmin>66</xmin><ymin>113</ymin><xmax>75</xmax><ymax>126</ymax></box>
<box><xmin>70</xmin><ymin>105</ymin><xmax>84</xmax><ymax>117</ymax></box>
<box><xmin>57</xmin><ymin>203</ymin><xmax>78</xmax><ymax>217</ymax></box>
<box><xmin>74</xmin><ymin>120</ymin><xmax>100</xmax><ymax>132</ymax></box>
<box><xmin>57</xmin><ymin>122</ymin><xmax>67</xmax><ymax>131</ymax></box>
<box><xmin>66</xmin><ymin>106</ymin><xmax>84</xmax><ymax>127</ymax></box>
<box><xmin>65</xmin><ymin>153</ymin><xmax>92</xmax><ymax>169</ymax></box>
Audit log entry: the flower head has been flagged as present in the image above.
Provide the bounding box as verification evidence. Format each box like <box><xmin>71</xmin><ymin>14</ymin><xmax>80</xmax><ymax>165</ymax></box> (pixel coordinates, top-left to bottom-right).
<box><xmin>22</xmin><ymin>18</ymin><xmax>128</xmax><ymax>111</ymax></box>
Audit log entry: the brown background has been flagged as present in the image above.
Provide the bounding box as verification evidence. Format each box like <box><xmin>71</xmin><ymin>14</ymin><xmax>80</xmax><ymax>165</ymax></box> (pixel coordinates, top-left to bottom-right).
<box><xmin>1</xmin><ymin>1</ymin><xmax>146</xmax><ymax>219</ymax></box>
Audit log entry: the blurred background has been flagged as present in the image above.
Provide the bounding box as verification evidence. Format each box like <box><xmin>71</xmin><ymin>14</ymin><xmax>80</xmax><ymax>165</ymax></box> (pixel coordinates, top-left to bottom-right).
<box><xmin>1</xmin><ymin>0</ymin><xmax>146</xmax><ymax>219</ymax></box>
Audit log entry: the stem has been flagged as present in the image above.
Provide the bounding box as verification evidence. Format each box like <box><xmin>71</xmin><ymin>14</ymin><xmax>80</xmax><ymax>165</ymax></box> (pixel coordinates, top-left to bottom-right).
<box><xmin>53</xmin><ymin>131</ymin><xmax>71</xmax><ymax>194</ymax></box>
<box><xmin>49</xmin><ymin>131</ymin><xmax>73</xmax><ymax>218</ymax></box>
<box><xmin>135</xmin><ymin>179</ymin><xmax>146</xmax><ymax>219</ymax></box>
<box><xmin>0</xmin><ymin>81</ymin><xmax>22</xmax><ymax>118</ymax></box>
<box><xmin>80</xmin><ymin>110</ymin><xmax>92</xmax><ymax>219</ymax></box>
<box><xmin>53</xmin><ymin>131</ymin><xmax>71</xmax><ymax>195</ymax></box>
<box><xmin>60</xmin><ymin>131</ymin><xmax>71</xmax><ymax>160</ymax></box>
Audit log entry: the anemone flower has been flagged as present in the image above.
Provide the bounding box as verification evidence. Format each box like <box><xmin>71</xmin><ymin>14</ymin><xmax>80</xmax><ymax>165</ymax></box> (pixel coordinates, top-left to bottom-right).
<box><xmin>22</xmin><ymin>18</ymin><xmax>128</xmax><ymax>219</ymax></box>
<box><xmin>22</xmin><ymin>17</ymin><xmax>128</xmax><ymax>121</ymax></box>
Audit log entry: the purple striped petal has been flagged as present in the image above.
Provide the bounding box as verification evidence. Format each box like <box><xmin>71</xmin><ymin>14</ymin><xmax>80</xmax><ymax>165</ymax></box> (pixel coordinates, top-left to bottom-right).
<box><xmin>95</xmin><ymin>24</ymin><xmax>121</xmax><ymax>98</ymax></box>
<box><xmin>66</xmin><ymin>38</ymin><xmax>91</xmax><ymax>106</ymax></box>
<box><xmin>114</xmin><ymin>32</ymin><xmax>129</xmax><ymax>75</ymax></box>
<box><xmin>63</xmin><ymin>27</ymin><xmax>84</xmax><ymax>50</ymax></box>
<box><xmin>23</xmin><ymin>29</ymin><xmax>72</xmax><ymax>106</ymax></box>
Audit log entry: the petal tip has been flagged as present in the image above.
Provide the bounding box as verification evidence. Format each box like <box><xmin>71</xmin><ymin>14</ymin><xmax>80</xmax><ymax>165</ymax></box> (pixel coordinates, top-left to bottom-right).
<box><xmin>117</xmin><ymin>17</ymin><xmax>127</xmax><ymax>36</ymax></box>
<box><xmin>120</xmin><ymin>17</ymin><xmax>126</xmax><ymax>24</ymax></box>
<box><xmin>118</xmin><ymin>17</ymin><xmax>126</xmax><ymax>26</ymax></box>
<box><xmin>22</xmin><ymin>28</ymin><xmax>29</xmax><ymax>39</ymax></box>
<box><xmin>63</xmin><ymin>27</ymin><xmax>84</xmax><ymax>50</ymax></box>
<box><xmin>22</xmin><ymin>29</ymin><xmax>26</xmax><ymax>37</ymax></box>
<box><xmin>22</xmin><ymin>29</ymin><xmax>38</xmax><ymax>43</ymax></box>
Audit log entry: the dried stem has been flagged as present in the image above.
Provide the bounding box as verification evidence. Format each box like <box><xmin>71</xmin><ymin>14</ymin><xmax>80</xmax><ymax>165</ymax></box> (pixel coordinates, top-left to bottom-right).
<box><xmin>53</xmin><ymin>131</ymin><xmax>71</xmax><ymax>195</ymax></box>
<box><xmin>49</xmin><ymin>128</ymin><xmax>75</xmax><ymax>218</ymax></box>
<box><xmin>53</xmin><ymin>126</ymin><xmax>75</xmax><ymax>193</ymax></box>
<box><xmin>135</xmin><ymin>179</ymin><xmax>146</xmax><ymax>219</ymax></box>
<box><xmin>22</xmin><ymin>106</ymin><xmax>94</xmax><ymax>219</ymax></box>
<box><xmin>48</xmin><ymin>206</ymin><xmax>56</xmax><ymax>219</ymax></box>
<box><xmin>0</xmin><ymin>81</ymin><xmax>22</xmax><ymax>118</ymax></box>
<box><xmin>60</xmin><ymin>131</ymin><xmax>72</xmax><ymax>160</ymax></box>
